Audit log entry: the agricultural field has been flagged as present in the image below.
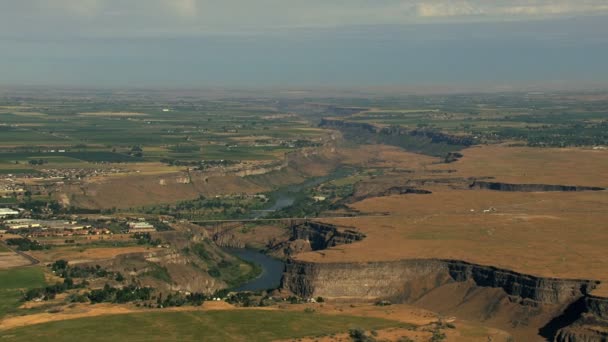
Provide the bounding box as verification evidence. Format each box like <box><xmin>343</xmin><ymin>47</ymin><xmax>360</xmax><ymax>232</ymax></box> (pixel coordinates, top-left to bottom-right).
<box><xmin>0</xmin><ymin>308</ymin><xmax>407</xmax><ymax>342</ymax></box>
<box><xmin>1</xmin><ymin>89</ymin><xmax>608</xmax><ymax>341</ymax></box>
<box><xmin>0</xmin><ymin>267</ymin><xmax>45</xmax><ymax>317</ymax></box>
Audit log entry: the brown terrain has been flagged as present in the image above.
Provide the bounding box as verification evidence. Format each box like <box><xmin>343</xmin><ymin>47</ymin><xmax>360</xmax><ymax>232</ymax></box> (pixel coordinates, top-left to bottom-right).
<box><xmin>0</xmin><ymin>252</ymin><xmax>32</xmax><ymax>268</ymax></box>
<box><xmin>54</xmin><ymin>144</ymin><xmax>436</xmax><ymax>210</ymax></box>
<box><xmin>28</xmin><ymin>246</ymin><xmax>153</xmax><ymax>265</ymax></box>
<box><xmin>3</xmin><ymin>144</ymin><xmax>607</xmax><ymax>341</ymax></box>
<box><xmin>280</xmin><ymin>145</ymin><xmax>608</xmax><ymax>341</ymax></box>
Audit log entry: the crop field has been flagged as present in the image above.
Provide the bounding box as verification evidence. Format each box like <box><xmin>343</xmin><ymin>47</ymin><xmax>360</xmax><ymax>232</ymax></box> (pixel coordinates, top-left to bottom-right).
<box><xmin>0</xmin><ymin>310</ymin><xmax>404</xmax><ymax>342</ymax></box>
<box><xmin>326</xmin><ymin>92</ymin><xmax>608</xmax><ymax>149</ymax></box>
<box><xmin>0</xmin><ymin>97</ymin><xmax>327</xmax><ymax>167</ymax></box>
<box><xmin>0</xmin><ymin>267</ymin><xmax>45</xmax><ymax>317</ymax></box>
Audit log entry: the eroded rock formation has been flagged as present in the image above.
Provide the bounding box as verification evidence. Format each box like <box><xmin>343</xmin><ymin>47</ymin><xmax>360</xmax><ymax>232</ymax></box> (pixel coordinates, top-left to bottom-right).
<box><xmin>280</xmin><ymin>221</ymin><xmax>608</xmax><ymax>341</ymax></box>
<box><xmin>470</xmin><ymin>181</ymin><xmax>605</xmax><ymax>192</ymax></box>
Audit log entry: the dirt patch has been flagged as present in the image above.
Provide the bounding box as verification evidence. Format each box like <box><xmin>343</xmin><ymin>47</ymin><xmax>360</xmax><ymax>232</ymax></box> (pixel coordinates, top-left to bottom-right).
<box><xmin>277</xmin><ymin>303</ymin><xmax>511</xmax><ymax>342</ymax></box>
<box><xmin>28</xmin><ymin>246</ymin><xmax>152</xmax><ymax>264</ymax></box>
<box><xmin>0</xmin><ymin>252</ymin><xmax>32</xmax><ymax>268</ymax></box>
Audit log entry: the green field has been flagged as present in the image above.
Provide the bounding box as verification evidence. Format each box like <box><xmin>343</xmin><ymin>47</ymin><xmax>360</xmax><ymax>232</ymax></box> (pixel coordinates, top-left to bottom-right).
<box><xmin>0</xmin><ymin>310</ymin><xmax>406</xmax><ymax>341</ymax></box>
<box><xmin>0</xmin><ymin>267</ymin><xmax>46</xmax><ymax>317</ymax></box>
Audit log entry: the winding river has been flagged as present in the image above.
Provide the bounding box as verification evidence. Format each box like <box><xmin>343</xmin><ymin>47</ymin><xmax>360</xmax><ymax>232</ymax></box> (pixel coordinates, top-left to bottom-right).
<box><xmin>223</xmin><ymin>247</ymin><xmax>285</xmax><ymax>292</ymax></box>
<box><xmin>225</xmin><ymin>168</ymin><xmax>356</xmax><ymax>291</ymax></box>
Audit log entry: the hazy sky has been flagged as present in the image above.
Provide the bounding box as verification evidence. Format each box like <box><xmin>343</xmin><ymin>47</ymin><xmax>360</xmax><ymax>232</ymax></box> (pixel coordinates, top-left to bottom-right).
<box><xmin>1</xmin><ymin>0</ymin><xmax>607</xmax><ymax>88</ymax></box>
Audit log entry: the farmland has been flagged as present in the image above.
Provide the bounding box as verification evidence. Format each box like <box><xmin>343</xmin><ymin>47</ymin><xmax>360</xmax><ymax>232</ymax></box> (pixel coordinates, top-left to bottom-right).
<box><xmin>1</xmin><ymin>88</ymin><xmax>608</xmax><ymax>341</ymax></box>
<box><xmin>0</xmin><ymin>267</ymin><xmax>45</xmax><ymax>317</ymax></box>
<box><xmin>0</xmin><ymin>309</ymin><xmax>410</xmax><ymax>342</ymax></box>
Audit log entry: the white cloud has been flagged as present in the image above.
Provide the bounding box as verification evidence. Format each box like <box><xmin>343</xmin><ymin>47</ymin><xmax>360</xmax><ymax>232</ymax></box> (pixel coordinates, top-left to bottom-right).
<box><xmin>165</xmin><ymin>0</ymin><xmax>198</xmax><ymax>17</ymax></box>
<box><xmin>417</xmin><ymin>1</ymin><xmax>481</xmax><ymax>17</ymax></box>
<box><xmin>2</xmin><ymin>0</ymin><xmax>608</xmax><ymax>38</ymax></box>
<box><xmin>415</xmin><ymin>0</ymin><xmax>608</xmax><ymax>18</ymax></box>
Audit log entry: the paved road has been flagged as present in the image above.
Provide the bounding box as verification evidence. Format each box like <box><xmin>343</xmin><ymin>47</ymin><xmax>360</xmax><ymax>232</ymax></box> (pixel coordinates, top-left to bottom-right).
<box><xmin>189</xmin><ymin>214</ymin><xmax>388</xmax><ymax>225</ymax></box>
<box><xmin>0</xmin><ymin>240</ymin><xmax>40</xmax><ymax>267</ymax></box>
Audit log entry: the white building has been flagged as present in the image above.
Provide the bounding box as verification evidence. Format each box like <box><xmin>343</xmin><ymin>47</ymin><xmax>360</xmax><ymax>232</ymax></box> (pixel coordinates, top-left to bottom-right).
<box><xmin>0</xmin><ymin>208</ymin><xmax>19</xmax><ymax>219</ymax></box>
<box><xmin>128</xmin><ymin>221</ymin><xmax>155</xmax><ymax>233</ymax></box>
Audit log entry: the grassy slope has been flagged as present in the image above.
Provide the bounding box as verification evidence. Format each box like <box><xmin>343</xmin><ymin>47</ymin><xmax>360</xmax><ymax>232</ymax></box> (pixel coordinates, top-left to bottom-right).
<box><xmin>1</xmin><ymin>310</ymin><xmax>405</xmax><ymax>342</ymax></box>
<box><xmin>0</xmin><ymin>267</ymin><xmax>45</xmax><ymax>317</ymax></box>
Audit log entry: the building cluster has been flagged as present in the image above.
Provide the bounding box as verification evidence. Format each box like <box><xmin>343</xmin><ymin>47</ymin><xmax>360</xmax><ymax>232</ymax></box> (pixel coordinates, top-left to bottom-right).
<box><xmin>0</xmin><ymin>218</ymin><xmax>110</xmax><ymax>237</ymax></box>
<box><xmin>0</xmin><ymin>167</ymin><xmax>130</xmax><ymax>186</ymax></box>
<box><xmin>127</xmin><ymin>221</ymin><xmax>156</xmax><ymax>233</ymax></box>
<box><xmin>0</xmin><ymin>208</ymin><xmax>20</xmax><ymax>219</ymax></box>
<box><xmin>0</xmin><ymin>182</ymin><xmax>25</xmax><ymax>196</ymax></box>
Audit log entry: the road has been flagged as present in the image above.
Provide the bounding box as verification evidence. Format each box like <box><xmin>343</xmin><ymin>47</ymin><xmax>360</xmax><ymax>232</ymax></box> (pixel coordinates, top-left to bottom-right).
<box><xmin>188</xmin><ymin>214</ymin><xmax>388</xmax><ymax>225</ymax></box>
<box><xmin>0</xmin><ymin>240</ymin><xmax>40</xmax><ymax>267</ymax></box>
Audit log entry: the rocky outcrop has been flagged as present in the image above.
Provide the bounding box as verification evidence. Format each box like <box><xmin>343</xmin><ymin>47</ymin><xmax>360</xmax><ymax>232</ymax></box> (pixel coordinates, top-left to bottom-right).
<box><xmin>555</xmin><ymin>328</ymin><xmax>608</xmax><ymax>342</ymax></box>
<box><xmin>319</xmin><ymin>118</ymin><xmax>377</xmax><ymax>133</ymax></box>
<box><xmin>550</xmin><ymin>295</ymin><xmax>608</xmax><ymax>342</ymax></box>
<box><xmin>291</xmin><ymin>221</ymin><xmax>366</xmax><ymax>251</ymax></box>
<box><xmin>211</xmin><ymin>231</ymin><xmax>245</xmax><ymax>248</ymax></box>
<box><xmin>470</xmin><ymin>181</ymin><xmax>605</xmax><ymax>192</ymax></box>
<box><xmin>586</xmin><ymin>295</ymin><xmax>608</xmax><ymax>320</ymax></box>
<box><xmin>282</xmin><ymin>258</ymin><xmax>599</xmax><ymax>305</ymax></box>
<box><xmin>348</xmin><ymin>186</ymin><xmax>431</xmax><ymax>203</ymax></box>
<box><xmin>319</xmin><ymin>118</ymin><xmax>476</xmax><ymax>146</ymax></box>
<box><xmin>282</xmin><ymin>259</ymin><xmax>448</xmax><ymax>299</ymax></box>
<box><xmin>267</xmin><ymin>222</ymin><xmax>365</xmax><ymax>259</ymax></box>
<box><xmin>279</xmin><ymin>220</ymin><xmax>608</xmax><ymax>341</ymax></box>
<box><xmin>444</xmin><ymin>152</ymin><xmax>463</xmax><ymax>163</ymax></box>
<box><xmin>381</xmin><ymin>126</ymin><xmax>476</xmax><ymax>146</ymax></box>
<box><xmin>447</xmin><ymin>261</ymin><xmax>598</xmax><ymax>304</ymax></box>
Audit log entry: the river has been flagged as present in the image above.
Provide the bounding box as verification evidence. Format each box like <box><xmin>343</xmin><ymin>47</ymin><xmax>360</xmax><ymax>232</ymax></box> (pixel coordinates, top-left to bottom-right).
<box><xmin>223</xmin><ymin>247</ymin><xmax>285</xmax><ymax>292</ymax></box>
<box><xmin>250</xmin><ymin>167</ymin><xmax>355</xmax><ymax>219</ymax></box>
<box><xmin>225</xmin><ymin>168</ymin><xmax>355</xmax><ymax>291</ymax></box>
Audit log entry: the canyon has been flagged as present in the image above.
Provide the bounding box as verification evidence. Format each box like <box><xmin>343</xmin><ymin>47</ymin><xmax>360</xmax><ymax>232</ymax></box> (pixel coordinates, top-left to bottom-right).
<box><xmin>281</xmin><ymin>221</ymin><xmax>608</xmax><ymax>341</ymax></box>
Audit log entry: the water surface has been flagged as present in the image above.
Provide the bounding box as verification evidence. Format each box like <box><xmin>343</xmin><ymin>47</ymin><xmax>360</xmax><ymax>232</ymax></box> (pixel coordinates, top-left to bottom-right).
<box><xmin>223</xmin><ymin>247</ymin><xmax>285</xmax><ymax>292</ymax></box>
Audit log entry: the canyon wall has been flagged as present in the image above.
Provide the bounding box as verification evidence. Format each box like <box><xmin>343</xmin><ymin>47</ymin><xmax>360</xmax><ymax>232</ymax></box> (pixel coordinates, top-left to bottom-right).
<box><xmin>282</xmin><ymin>258</ymin><xmax>599</xmax><ymax>305</ymax></box>
<box><xmin>470</xmin><ymin>181</ymin><xmax>605</xmax><ymax>192</ymax></box>
<box><xmin>281</xmin><ymin>221</ymin><xmax>608</xmax><ymax>341</ymax></box>
<box><xmin>290</xmin><ymin>221</ymin><xmax>366</xmax><ymax>251</ymax></box>
<box><xmin>319</xmin><ymin>118</ymin><xmax>476</xmax><ymax>147</ymax></box>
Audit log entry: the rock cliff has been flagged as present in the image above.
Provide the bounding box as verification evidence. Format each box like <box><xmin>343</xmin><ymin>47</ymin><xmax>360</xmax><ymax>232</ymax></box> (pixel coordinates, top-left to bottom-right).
<box><xmin>290</xmin><ymin>221</ymin><xmax>366</xmax><ymax>251</ymax></box>
<box><xmin>319</xmin><ymin>118</ymin><xmax>476</xmax><ymax>147</ymax></box>
<box><xmin>470</xmin><ymin>181</ymin><xmax>605</xmax><ymax>192</ymax></box>
<box><xmin>282</xmin><ymin>259</ymin><xmax>599</xmax><ymax>305</ymax></box>
<box><xmin>280</xmin><ymin>221</ymin><xmax>608</xmax><ymax>341</ymax></box>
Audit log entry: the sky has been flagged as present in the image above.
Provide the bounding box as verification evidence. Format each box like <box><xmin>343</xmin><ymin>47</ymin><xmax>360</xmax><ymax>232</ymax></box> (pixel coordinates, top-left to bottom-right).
<box><xmin>1</xmin><ymin>0</ymin><xmax>608</xmax><ymax>88</ymax></box>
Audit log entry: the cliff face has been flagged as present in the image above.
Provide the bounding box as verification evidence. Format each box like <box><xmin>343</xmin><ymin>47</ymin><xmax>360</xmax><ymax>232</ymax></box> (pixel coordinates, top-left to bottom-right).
<box><xmin>586</xmin><ymin>295</ymin><xmax>608</xmax><ymax>320</ymax></box>
<box><xmin>282</xmin><ymin>259</ymin><xmax>599</xmax><ymax>305</ymax></box>
<box><xmin>555</xmin><ymin>329</ymin><xmax>608</xmax><ymax>342</ymax></box>
<box><xmin>283</xmin><ymin>259</ymin><xmax>448</xmax><ymax>299</ymax></box>
<box><xmin>283</xmin><ymin>258</ymin><xmax>608</xmax><ymax>341</ymax></box>
<box><xmin>447</xmin><ymin>261</ymin><xmax>598</xmax><ymax>304</ymax></box>
<box><xmin>290</xmin><ymin>221</ymin><xmax>366</xmax><ymax>251</ymax></box>
<box><xmin>319</xmin><ymin>118</ymin><xmax>476</xmax><ymax>147</ymax></box>
<box><xmin>470</xmin><ymin>181</ymin><xmax>605</xmax><ymax>192</ymax></box>
<box><xmin>552</xmin><ymin>296</ymin><xmax>608</xmax><ymax>342</ymax></box>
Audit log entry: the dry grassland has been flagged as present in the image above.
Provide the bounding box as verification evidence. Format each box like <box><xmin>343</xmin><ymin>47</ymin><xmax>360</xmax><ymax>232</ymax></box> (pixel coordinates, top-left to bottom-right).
<box><xmin>28</xmin><ymin>246</ymin><xmax>152</xmax><ymax>264</ymax></box>
<box><xmin>431</xmin><ymin>145</ymin><xmax>608</xmax><ymax>187</ymax></box>
<box><xmin>0</xmin><ymin>252</ymin><xmax>31</xmax><ymax>269</ymax></box>
<box><xmin>296</xmin><ymin>145</ymin><xmax>608</xmax><ymax>296</ymax></box>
